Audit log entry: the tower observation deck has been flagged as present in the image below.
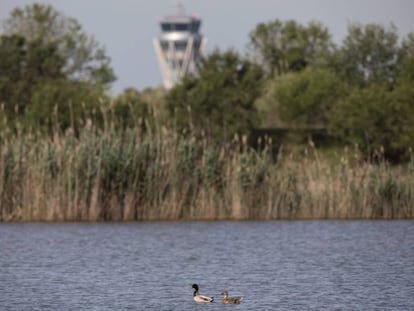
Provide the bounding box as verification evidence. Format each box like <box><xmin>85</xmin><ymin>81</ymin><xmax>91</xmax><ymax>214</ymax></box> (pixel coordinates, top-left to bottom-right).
<box><xmin>153</xmin><ymin>3</ymin><xmax>207</xmax><ymax>89</ymax></box>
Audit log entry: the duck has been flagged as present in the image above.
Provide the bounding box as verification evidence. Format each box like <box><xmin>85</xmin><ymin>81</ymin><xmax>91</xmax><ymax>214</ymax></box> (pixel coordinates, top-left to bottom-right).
<box><xmin>191</xmin><ymin>284</ymin><xmax>214</xmax><ymax>303</ymax></box>
<box><xmin>221</xmin><ymin>290</ymin><xmax>242</xmax><ymax>304</ymax></box>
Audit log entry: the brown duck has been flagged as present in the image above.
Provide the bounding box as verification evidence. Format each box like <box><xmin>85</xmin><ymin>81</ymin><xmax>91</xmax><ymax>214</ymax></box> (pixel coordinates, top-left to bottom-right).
<box><xmin>221</xmin><ymin>290</ymin><xmax>242</xmax><ymax>304</ymax></box>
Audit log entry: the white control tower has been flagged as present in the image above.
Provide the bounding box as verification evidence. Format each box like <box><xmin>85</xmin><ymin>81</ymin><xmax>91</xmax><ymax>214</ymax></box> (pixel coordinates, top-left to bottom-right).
<box><xmin>153</xmin><ymin>2</ymin><xmax>207</xmax><ymax>89</ymax></box>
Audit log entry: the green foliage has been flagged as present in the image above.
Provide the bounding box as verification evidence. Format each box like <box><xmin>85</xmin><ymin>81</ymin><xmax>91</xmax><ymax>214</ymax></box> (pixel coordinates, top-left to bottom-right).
<box><xmin>0</xmin><ymin>3</ymin><xmax>115</xmax><ymax>134</ymax></box>
<box><xmin>274</xmin><ymin>68</ymin><xmax>346</xmax><ymax>128</ymax></box>
<box><xmin>256</xmin><ymin>20</ymin><xmax>414</xmax><ymax>162</ymax></box>
<box><xmin>0</xmin><ymin>34</ymin><xmax>64</xmax><ymax>118</ymax></box>
<box><xmin>166</xmin><ymin>50</ymin><xmax>264</xmax><ymax>141</ymax></box>
<box><xmin>328</xmin><ymin>84</ymin><xmax>414</xmax><ymax>161</ymax></box>
<box><xmin>398</xmin><ymin>34</ymin><xmax>414</xmax><ymax>83</ymax></box>
<box><xmin>27</xmin><ymin>80</ymin><xmax>103</xmax><ymax>132</ymax></box>
<box><xmin>325</xmin><ymin>25</ymin><xmax>414</xmax><ymax>161</ymax></box>
<box><xmin>329</xmin><ymin>23</ymin><xmax>401</xmax><ymax>87</ymax></box>
<box><xmin>248</xmin><ymin>19</ymin><xmax>333</xmax><ymax>77</ymax></box>
<box><xmin>1</xmin><ymin>3</ymin><xmax>116</xmax><ymax>86</ymax></box>
<box><xmin>112</xmin><ymin>88</ymin><xmax>151</xmax><ymax>130</ymax></box>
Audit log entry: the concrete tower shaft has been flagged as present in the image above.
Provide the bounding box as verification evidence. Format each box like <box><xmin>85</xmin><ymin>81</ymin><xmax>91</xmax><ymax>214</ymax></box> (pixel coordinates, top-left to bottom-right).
<box><xmin>153</xmin><ymin>2</ymin><xmax>207</xmax><ymax>89</ymax></box>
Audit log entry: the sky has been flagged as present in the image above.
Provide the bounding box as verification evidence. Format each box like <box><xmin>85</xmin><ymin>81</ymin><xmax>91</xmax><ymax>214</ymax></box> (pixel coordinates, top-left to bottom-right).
<box><xmin>1</xmin><ymin>0</ymin><xmax>414</xmax><ymax>95</ymax></box>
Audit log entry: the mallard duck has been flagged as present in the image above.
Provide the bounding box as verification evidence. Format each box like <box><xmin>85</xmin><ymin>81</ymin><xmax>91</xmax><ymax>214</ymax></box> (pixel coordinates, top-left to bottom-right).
<box><xmin>191</xmin><ymin>284</ymin><xmax>214</xmax><ymax>303</ymax></box>
<box><xmin>222</xmin><ymin>290</ymin><xmax>242</xmax><ymax>304</ymax></box>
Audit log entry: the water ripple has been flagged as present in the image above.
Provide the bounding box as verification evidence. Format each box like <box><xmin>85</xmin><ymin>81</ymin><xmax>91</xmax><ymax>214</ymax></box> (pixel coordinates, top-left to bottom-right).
<box><xmin>0</xmin><ymin>221</ymin><xmax>413</xmax><ymax>310</ymax></box>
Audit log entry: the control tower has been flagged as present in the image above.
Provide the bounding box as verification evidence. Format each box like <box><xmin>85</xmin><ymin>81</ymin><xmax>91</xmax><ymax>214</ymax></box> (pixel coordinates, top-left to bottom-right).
<box><xmin>153</xmin><ymin>2</ymin><xmax>207</xmax><ymax>89</ymax></box>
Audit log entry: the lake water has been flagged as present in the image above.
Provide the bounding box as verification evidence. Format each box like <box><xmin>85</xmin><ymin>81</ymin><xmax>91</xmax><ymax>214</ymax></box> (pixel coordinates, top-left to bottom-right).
<box><xmin>0</xmin><ymin>221</ymin><xmax>413</xmax><ymax>310</ymax></box>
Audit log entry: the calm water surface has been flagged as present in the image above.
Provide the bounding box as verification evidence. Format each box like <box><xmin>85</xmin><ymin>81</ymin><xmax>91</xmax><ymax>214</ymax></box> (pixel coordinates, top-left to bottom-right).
<box><xmin>0</xmin><ymin>221</ymin><xmax>413</xmax><ymax>310</ymax></box>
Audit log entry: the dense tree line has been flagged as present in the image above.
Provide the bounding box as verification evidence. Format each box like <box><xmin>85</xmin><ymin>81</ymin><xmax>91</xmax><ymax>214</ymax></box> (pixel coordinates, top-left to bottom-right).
<box><xmin>261</xmin><ymin>21</ymin><xmax>414</xmax><ymax>161</ymax></box>
<box><xmin>166</xmin><ymin>50</ymin><xmax>264</xmax><ymax>142</ymax></box>
<box><xmin>1</xmin><ymin>3</ymin><xmax>413</xmax><ymax>161</ymax></box>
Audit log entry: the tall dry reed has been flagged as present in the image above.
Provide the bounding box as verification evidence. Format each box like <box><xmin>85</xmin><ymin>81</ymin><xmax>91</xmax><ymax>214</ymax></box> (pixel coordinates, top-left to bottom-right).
<box><xmin>0</xmin><ymin>122</ymin><xmax>413</xmax><ymax>221</ymax></box>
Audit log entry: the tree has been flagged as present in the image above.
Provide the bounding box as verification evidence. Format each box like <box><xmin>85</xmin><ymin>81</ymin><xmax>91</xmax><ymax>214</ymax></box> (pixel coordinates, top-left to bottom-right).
<box><xmin>27</xmin><ymin>80</ymin><xmax>104</xmax><ymax>131</ymax></box>
<box><xmin>331</xmin><ymin>23</ymin><xmax>401</xmax><ymax>88</ymax></box>
<box><xmin>0</xmin><ymin>3</ymin><xmax>116</xmax><ymax>133</ymax></box>
<box><xmin>1</xmin><ymin>3</ymin><xmax>115</xmax><ymax>86</ymax></box>
<box><xmin>323</xmin><ymin>27</ymin><xmax>414</xmax><ymax>161</ymax></box>
<box><xmin>398</xmin><ymin>33</ymin><xmax>414</xmax><ymax>83</ymax></box>
<box><xmin>0</xmin><ymin>34</ymin><xmax>65</xmax><ymax>119</ymax></box>
<box><xmin>112</xmin><ymin>88</ymin><xmax>151</xmax><ymax>131</ymax></box>
<box><xmin>274</xmin><ymin>68</ymin><xmax>345</xmax><ymax>128</ymax></box>
<box><xmin>166</xmin><ymin>50</ymin><xmax>264</xmax><ymax>141</ymax></box>
<box><xmin>248</xmin><ymin>19</ymin><xmax>333</xmax><ymax>77</ymax></box>
<box><xmin>328</xmin><ymin>85</ymin><xmax>414</xmax><ymax>161</ymax></box>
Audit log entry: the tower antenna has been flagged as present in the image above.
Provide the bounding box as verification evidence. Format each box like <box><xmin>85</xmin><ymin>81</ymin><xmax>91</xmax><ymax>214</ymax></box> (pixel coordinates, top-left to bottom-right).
<box><xmin>174</xmin><ymin>1</ymin><xmax>185</xmax><ymax>16</ymax></box>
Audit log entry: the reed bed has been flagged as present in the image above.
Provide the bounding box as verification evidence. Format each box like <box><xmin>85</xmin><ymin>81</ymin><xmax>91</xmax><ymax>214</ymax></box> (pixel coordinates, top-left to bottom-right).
<box><xmin>0</xmin><ymin>123</ymin><xmax>413</xmax><ymax>221</ymax></box>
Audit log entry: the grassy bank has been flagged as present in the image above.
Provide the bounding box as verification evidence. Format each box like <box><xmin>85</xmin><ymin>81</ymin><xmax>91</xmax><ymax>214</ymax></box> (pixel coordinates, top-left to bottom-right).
<box><xmin>0</xmin><ymin>124</ymin><xmax>413</xmax><ymax>221</ymax></box>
